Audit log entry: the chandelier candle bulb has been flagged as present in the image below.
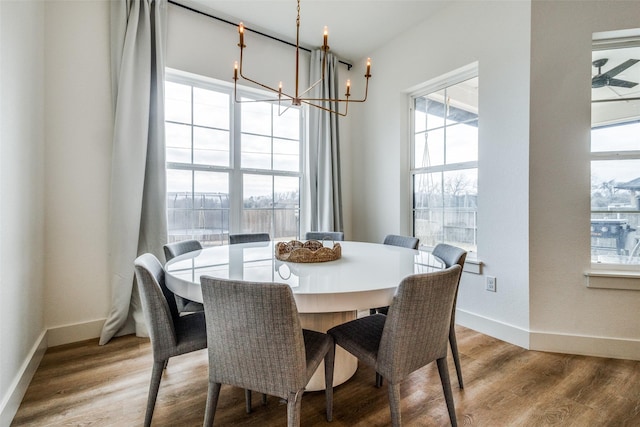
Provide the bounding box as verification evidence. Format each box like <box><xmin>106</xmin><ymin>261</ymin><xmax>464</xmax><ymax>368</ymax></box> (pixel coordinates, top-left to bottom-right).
<box><xmin>323</xmin><ymin>26</ymin><xmax>328</xmax><ymax>49</ymax></box>
<box><xmin>366</xmin><ymin>58</ymin><xmax>371</xmax><ymax>76</ymax></box>
<box><xmin>238</xmin><ymin>22</ymin><xmax>244</xmax><ymax>46</ymax></box>
<box><xmin>233</xmin><ymin>61</ymin><xmax>238</xmax><ymax>80</ymax></box>
<box><xmin>346</xmin><ymin>80</ymin><xmax>351</xmax><ymax>96</ymax></box>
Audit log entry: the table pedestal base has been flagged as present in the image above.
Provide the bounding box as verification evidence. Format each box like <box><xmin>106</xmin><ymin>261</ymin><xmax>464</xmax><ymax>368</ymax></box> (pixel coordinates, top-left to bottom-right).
<box><xmin>299</xmin><ymin>311</ymin><xmax>357</xmax><ymax>391</ymax></box>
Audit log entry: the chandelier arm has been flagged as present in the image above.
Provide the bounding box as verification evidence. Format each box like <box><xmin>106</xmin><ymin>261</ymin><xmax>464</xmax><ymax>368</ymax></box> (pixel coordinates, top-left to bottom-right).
<box><xmin>233</xmin><ymin>95</ymin><xmax>294</xmax><ymax>104</ymax></box>
<box><xmin>298</xmin><ymin>77</ymin><xmax>324</xmax><ymax>98</ymax></box>
<box><xmin>301</xmin><ymin>99</ymin><xmax>348</xmax><ymax>117</ymax></box>
<box><xmin>302</xmin><ymin>97</ymin><xmax>362</xmax><ymax>103</ymax></box>
<box><xmin>277</xmin><ymin>101</ymin><xmax>294</xmax><ymax>116</ymax></box>
<box><xmin>301</xmin><ymin>93</ymin><xmax>367</xmax><ymax>103</ymax></box>
<box><xmin>234</xmin><ymin>78</ymin><xmax>296</xmax><ymax>104</ymax></box>
<box><xmin>237</xmin><ymin>71</ymin><xmax>288</xmax><ymax>97</ymax></box>
<box><xmin>301</xmin><ymin>73</ymin><xmax>370</xmax><ymax>103</ymax></box>
<box><xmin>298</xmin><ymin>47</ymin><xmax>330</xmax><ymax>98</ymax></box>
<box><xmin>236</xmin><ymin>34</ymin><xmax>290</xmax><ymax>98</ymax></box>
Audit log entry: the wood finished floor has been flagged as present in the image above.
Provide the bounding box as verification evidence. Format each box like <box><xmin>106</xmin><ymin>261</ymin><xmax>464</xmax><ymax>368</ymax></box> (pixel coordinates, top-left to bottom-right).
<box><xmin>12</xmin><ymin>326</ymin><xmax>640</xmax><ymax>426</ymax></box>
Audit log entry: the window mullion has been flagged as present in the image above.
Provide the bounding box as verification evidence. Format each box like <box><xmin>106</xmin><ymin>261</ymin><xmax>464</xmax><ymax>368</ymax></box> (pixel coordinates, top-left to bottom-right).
<box><xmin>230</xmin><ymin>93</ymin><xmax>242</xmax><ymax>235</ymax></box>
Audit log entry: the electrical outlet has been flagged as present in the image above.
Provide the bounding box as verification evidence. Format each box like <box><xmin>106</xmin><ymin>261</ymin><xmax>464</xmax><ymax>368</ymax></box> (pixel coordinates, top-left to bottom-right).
<box><xmin>486</xmin><ymin>276</ymin><xmax>496</xmax><ymax>292</ymax></box>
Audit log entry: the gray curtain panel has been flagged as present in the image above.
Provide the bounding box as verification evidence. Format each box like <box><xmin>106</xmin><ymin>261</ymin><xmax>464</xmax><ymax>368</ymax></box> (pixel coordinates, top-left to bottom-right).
<box><xmin>305</xmin><ymin>49</ymin><xmax>343</xmax><ymax>233</ymax></box>
<box><xmin>100</xmin><ymin>0</ymin><xmax>168</xmax><ymax>345</ymax></box>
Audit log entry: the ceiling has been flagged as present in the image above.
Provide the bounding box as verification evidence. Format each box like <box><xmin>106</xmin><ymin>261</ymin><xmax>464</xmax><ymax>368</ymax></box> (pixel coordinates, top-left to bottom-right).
<box><xmin>173</xmin><ymin>0</ymin><xmax>450</xmax><ymax>61</ymax></box>
<box><xmin>172</xmin><ymin>0</ymin><xmax>640</xmax><ymax>120</ymax></box>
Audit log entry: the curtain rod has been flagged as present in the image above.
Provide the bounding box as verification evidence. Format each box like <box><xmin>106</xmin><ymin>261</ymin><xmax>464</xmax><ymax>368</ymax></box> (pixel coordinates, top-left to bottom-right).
<box><xmin>167</xmin><ymin>0</ymin><xmax>353</xmax><ymax>70</ymax></box>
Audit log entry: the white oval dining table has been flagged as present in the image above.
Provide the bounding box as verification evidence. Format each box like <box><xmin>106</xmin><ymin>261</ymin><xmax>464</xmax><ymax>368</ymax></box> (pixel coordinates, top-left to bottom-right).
<box><xmin>164</xmin><ymin>240</ymin><xmax>443</xmax><ymax>391</ymax></box>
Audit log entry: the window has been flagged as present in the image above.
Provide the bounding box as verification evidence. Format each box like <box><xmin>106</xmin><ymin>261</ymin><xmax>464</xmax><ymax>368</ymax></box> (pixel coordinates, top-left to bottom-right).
<box><xmin>411</xmin><ymin>71</ymin><xmax>478</xmax><ymax>252</ymax></box>
<box><xmin>591</xmin><ymin>33</ymin><xmax>640</xmax><ymax>265</ymax></box>
<box><xmin>165</xmin><ymin>72</ymin><xmax>303</xmax><ymax>246</ymax></box>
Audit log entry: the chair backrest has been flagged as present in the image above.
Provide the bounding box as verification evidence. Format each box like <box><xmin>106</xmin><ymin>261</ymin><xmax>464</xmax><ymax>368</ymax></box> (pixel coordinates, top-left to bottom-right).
<box><xmin>305</xmin><ymin>231</ymin><xmax>344</xmax><ymax>241</ymax></box>
<box><xmin>432</xmin><ymin>243</ymin><xmax>467</xmax><ymax>326</ymax></box>
<box><xmin>163</xmin><ymin>239</ymin><xmax>203</xmax><ymax>262</ymax></box>
<box><xmin>200</xmin><ymin>277</ymin><xmax>307</xmax><ymax>399</ymax></box>
<box><xmin>432</xmin><ymin>243</ymin><xmax>467</xmax><ymax>269</ymax></box>
<box><xmin>133</xmin><ymin>254</ymin><xmax>179</xmax><ymax>353</ymax></box>
<box><xmin>229</xmin><ymin>233</ymin><xmax>271</xmax><ymax>245</ymax></box>
<box><xmin>383</xmin><ymin>234</ymin><xmax>419</xmax><ymax>249</ymax></box>
<box><xmin>377</xmin><ymin>265</ymin><xmax>461</xmax><ymax>382</ymax></box>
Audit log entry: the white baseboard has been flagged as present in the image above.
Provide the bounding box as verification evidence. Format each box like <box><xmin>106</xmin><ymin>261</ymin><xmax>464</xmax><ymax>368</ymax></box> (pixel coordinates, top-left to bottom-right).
<box><xmin>47</xmin><ymin>318</ymin><xmax>106</xmax><ymax>347</ymax></box>
<box><xmin>530</xmin><ymin>331</ymin><xmax>640</xmax><ymax>360</ymax></box>
<box><xmin>457</xmin><ymin>309</ymin><xmax>640</xmax><ymax>361</ymax></box>
<box><xmin>456</xmin><ymin>309</ymin><xmax>530</xmax><ymax>349</ymax></box>
<box><xmin>2</xmin><ymin>319</ymin><xmax>107</xmax><ymax>425</ymax></box>
<box><xmin>0</xmin><ymin>330</ymin><xmax>47</xmax><ymax>427</ymax></box>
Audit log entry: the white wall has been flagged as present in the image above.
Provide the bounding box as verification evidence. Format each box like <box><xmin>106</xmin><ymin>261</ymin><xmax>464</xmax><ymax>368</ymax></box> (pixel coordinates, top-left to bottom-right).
<box><xmin>350</xmin><ymin>2</ymin><xmax>532</xmax><ymax>347</ymax></box>
<box><xmin>0</xmin><ymin>1</ymin><xmax>46</xmax><ymax>423</ymax></box>
<box><xmin>167</xmin><ymin>3</ymin><xmax>314</xmax><ymax>106</ymax></box>
<box><xmin>529</xmin><ymin>1</ymin><xmax>640</xmax><ymax>358</ymax></box>
<box><xmin>44</xmin><ymin>1</ymin><xmax>112</xmax><ymax>345</ymax></box>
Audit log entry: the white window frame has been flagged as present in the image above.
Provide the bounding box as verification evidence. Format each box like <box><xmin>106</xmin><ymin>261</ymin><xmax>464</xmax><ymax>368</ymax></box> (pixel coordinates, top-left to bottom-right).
<box><xmin>409</xmin><ymin>64</ymin><xmax>479</xmax><ymax>254</ymax></box>
<box><xmin>590</xmin><ymin>33</ymin><xmax>640</xmax><ymax>271</ymax></box>
<box><xmin>165</xmin><ymin>69</ymin><xmax>304</xmax><ymax>244</ymax></box>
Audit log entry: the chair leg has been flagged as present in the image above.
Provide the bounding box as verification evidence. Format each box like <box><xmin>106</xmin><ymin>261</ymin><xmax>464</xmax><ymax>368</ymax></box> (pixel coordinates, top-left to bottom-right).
<box><xmin>324</xmin><ymin>344</ymin><xmax>336</xmax><ymax>422</ymax></box>
<box><xmin>244</xmin><ymin>389</ymin><xmax>266</xmax><ymax>412</ymax></box>
<box><xmin>376</xmin><ymin>372</ymin><xmax>384</xmax><ymax>388</ymax></box>
<box><xmin>287</xmin><ymin>390</ymin><xmax>303</xmax><ymax>427</ymax></box>
<box><xmin>449</xmin><ymin>327</ymin><xmax>464</xmax><ymax>389</ymax></box>
<box><xmin>203</xmin><ymin>382</ymin><xmax>222</xmax><ymax>427</ymax></box>
<box><xmin>436</xmin><ymin>357</ymin><xmax>458</xmax><ymax>427</ymax></box>
<box><xmin>387</xmin><ymin>382</ymin><xmax>402</xmax><ymax>427</ymax></box>
<box><xmin>245</xmin><ymin>389</ymin><xmax>252</xmax><ymax>414</ymax></box>
<box><xmin>144</xmin><ymin>360</ymin><xmax>165</xmax><ymax>427</ymax></box>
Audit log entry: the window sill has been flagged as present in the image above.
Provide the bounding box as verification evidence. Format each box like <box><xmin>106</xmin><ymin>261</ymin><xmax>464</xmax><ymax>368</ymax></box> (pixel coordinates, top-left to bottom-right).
<box><xmin>463</xmin><ymin>257</ymin><xmax>482</xmax><ymax>275</ymax></box>
<box><xmin>584</xmin><ymin>270</ymin><xmax>640</xmax><ymax>290</ymax></box>
<box><xmin>419</xmin><ymin>249</ymin><xmax>482</xmax><ymax>275</ymax></box>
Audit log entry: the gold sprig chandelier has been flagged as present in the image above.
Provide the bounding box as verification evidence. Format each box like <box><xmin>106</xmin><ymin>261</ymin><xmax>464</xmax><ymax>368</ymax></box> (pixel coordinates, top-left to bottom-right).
<box><xmin>233</xmin><ymin>0</ymin><xmax>371</xmax><ymax>116</ymax></box>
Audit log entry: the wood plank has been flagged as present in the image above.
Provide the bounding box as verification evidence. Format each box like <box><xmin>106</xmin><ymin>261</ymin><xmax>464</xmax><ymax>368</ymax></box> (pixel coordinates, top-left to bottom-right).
<box><xmin>11</xmin><ymin>326</ymin><xmax>640</xmax><ymax>426</ymax></box>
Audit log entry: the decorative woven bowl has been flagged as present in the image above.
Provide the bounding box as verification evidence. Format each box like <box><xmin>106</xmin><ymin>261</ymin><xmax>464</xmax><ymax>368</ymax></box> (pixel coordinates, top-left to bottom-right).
<box><xmin>275</xmin><ymin>240</ymin><xmax>342</xmax><ymax>263</ymax></box>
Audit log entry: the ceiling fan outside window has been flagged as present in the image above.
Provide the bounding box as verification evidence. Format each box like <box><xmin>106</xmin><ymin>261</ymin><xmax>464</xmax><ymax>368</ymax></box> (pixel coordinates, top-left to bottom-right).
<box><xmin>592</xmin><ymin>58</ymin><xmax>639</xmax><ymax>89</ymax></box>
<box><xmin>591</xmin><ymin>51</ymin><xmax>640</xmax><ymax>104</ymax></box>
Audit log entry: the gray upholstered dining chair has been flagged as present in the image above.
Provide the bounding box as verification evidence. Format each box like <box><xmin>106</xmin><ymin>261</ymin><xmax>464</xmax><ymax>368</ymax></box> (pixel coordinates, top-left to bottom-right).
<box><xmin>229</xmin><ymin>232</ymin><xmax>271</xmax><ymax>244</ymax></box>
<box><xmin>432</xmin><ymin>243</ymin><xmax>467</xmax><ymax>389</ymax></box>
<box><xmin>133</xmin><ymin>253</ymin><xmax>208</xmax><ymax>427</ymax></box>
<box><xmin>371</xmin><ymin>234</ymin><xmax>421</xmax><ymax>314</ymax></box>
<box><xmin>163</xmin><ymin>240</ymin><xmax>204</xmax><ymax>314</ymax></box>
<box><xmin>200</xmin><ymin>277</ymin><xmax>335</xmax><ymax>427</ymax></box>
<box><xmin>328</xmin><ymin>265</ymin><xmax>462</xmax><ymax>427</ymax></box>
<box><xmin>383</xmin><ymin>234</ymin><xmax>420</xmax><ymax>249</ymax></box>
<box><xmin>305</xmin><ymin>231</ymin><xmax>345</xmax><ymax>241</ymax></box>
